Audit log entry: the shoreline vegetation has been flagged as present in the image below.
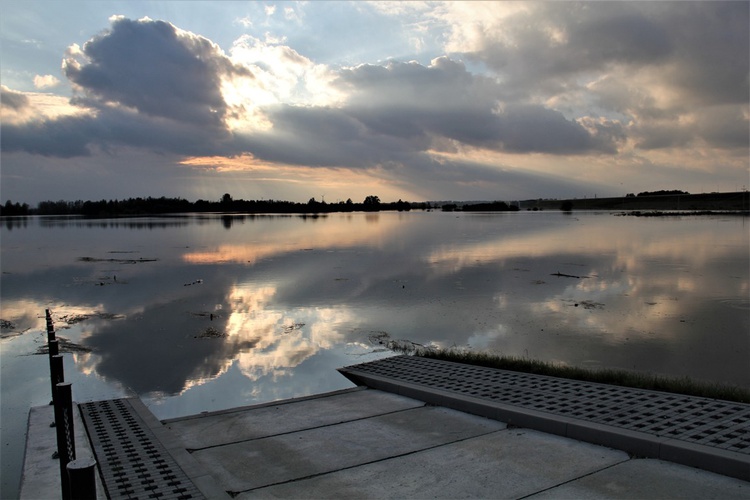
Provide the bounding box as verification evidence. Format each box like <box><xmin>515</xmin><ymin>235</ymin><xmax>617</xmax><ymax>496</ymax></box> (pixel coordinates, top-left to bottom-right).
<box><xmin>410</xmin><ymin>348</ymin><xmax>750</xmax><ymax>404</ymax></box>
<box><xmin>370</xmin><ymin>332</ymin><xmax>750</xmax><ymax>403</ymax></box>
<box><xmin>1</xmin><ymin>190</ymin><xmax>748</xmax><ymax>217</ymax></box>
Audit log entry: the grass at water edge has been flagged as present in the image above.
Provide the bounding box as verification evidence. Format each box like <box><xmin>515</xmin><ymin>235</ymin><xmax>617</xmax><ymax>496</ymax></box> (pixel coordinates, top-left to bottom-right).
<box><xmin>406</xmin><ymin>348</ymin><xmax>750</xmax><ymax>404</ymax></box>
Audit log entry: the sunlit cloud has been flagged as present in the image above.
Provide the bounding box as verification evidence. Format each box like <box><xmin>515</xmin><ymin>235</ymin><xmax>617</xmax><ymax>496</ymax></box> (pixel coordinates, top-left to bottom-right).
<box><xmin>33</xmin><ymin>74</ymin><xmax>60</xmax><ymax>89</ymax></box>
<box><xmin>1</xmin><ymin>2</ymin><xmax>747</xmax><ymax>204</ymax></box>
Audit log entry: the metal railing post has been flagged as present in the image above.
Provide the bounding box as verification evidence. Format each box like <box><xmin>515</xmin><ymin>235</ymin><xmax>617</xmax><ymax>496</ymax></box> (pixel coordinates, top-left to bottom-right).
<box><xmin>67</xmin><ymin>458</ymin><xmax>97</xmax><ymax>499</ymax></box>
<box><xmin>51</xmin><ymin>354</ymin><xmax>65</xmax><ymax>402</ymax></box>
<box><xmin>48</xmin><ymin>340</ymin><xmax>60</xmax><ymax>406</ymax></box>
<box><xmin>46</xmin><ymin>309</ymin><xmax>55</xmax><ymax>342</ymax></box>
<box><xmin>54</xmin><ymin>382</ymin><xmax>76</xmax><ymax>500</ymax></box>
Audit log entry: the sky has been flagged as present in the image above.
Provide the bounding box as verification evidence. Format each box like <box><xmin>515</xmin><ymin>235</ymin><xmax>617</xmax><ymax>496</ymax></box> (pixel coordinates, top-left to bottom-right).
<box><xmin>1</xmin><ymin>1</ymin><xmax>748</xmax><ymax>205</ymax></box>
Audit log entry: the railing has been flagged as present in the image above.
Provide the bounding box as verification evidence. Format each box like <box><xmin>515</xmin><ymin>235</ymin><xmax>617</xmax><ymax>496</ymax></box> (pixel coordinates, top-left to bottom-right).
<box><xmin>45</xmin><ymin>309</ymin><xmax>98</xmax><ymax>499</ymax></box>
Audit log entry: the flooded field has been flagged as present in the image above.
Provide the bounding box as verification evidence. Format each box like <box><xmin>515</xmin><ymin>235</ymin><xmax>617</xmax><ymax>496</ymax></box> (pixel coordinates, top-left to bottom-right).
<box><xmin>1</xmin><ymin>210</ymin><xmax>748</xmax><ymax>497</ymax></box>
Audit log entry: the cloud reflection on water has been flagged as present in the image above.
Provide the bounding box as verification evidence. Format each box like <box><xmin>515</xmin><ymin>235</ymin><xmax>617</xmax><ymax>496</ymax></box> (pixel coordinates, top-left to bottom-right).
<box><xmin>1</xmin><ymin>212</ymin><xmax>748</xmax><ymax>412</ymax></box>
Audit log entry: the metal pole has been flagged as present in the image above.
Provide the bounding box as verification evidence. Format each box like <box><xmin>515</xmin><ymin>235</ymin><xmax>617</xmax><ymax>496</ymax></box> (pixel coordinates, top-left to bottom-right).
<box><xmin>51</xmin><ymin>354</ymin><xmax>65</xmax><ymax>403</ymax></box>
<box><xmin>46</xmin><ymin>309</ymin><xmax>55</xmax><ymax>343</ymax></box>
<box><xmin>48</xmin><ymin>340</ymin><xmax>60</xmax><ymax>406</ymax></box>
<box><xmin>67</xmin><ymin>458</ymin><xmax>97</xmax><ymax>500</ymax></box>
<box><xmin>54</xmin><ymin>382</ymin><xmax>76</xmax><ymax>500</ymax></box>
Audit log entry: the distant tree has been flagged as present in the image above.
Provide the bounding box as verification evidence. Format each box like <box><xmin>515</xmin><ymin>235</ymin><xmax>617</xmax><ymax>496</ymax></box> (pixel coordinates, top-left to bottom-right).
<box><xmin>363</xmin><ymin>195</ymin><xmax>381</xmax><ymax>211</ymax></box>
<box><xmin>0</xmin><ymin>200</ymin><xmax>30</xmax><ymax>216</ymax></box>
<box><xmin>560</xmin><ymin>200</ymin><xmax>574</xmax><ymax>212</ymax></box>
<box><xmin>221</xmin><ymin>193</ymin><xmax>233</xmax><ymax>205</ymax></box>
<box><xmin>363</xmin><ymin>195</ymin><xmax>380</xmax><ymax>205</ymax></box>
<box><xmin>637</xmin><ymin>190</ymin><xmax>689</xmax><ymax>197</ymax></box>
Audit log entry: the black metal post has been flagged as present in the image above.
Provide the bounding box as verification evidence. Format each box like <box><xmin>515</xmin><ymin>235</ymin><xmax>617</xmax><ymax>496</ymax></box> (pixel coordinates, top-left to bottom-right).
<box><xmin>67</xmin><ymin>458</ymin><xmax>97</xmax><ymax>500</ymax></box>
<box><xmin>54</xmin><ymin>382</ymin><xmax>76</xmax><ymax>500</ymax></box>
<box><xmin>46</xmin><ymin>309</ymin><xmax>55</xmax><ymax>342</ymax></box>
<box><xmin>49</xmin><ymin>340</ymin><xmax>60</xmax><ymax>406</ymax></box>
<box><xmin>51</xmin><ymin>354</ymin><xmax>65</xmax><ymax>402</ymax></box>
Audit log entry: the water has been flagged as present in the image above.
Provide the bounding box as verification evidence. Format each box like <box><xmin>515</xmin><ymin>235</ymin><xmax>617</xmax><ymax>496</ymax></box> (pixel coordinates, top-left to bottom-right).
<box><xmin>1</xmin><ymin>210</ymin><xmax>748</xmax><ymax>497</ymax></box>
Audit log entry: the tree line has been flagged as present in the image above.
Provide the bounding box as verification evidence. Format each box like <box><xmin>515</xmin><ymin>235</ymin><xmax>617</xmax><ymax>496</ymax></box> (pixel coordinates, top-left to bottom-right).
<box><xmin>0</xmin><ymin>194</ymin><xmax>433</xmax><ymax>217</ymax></box>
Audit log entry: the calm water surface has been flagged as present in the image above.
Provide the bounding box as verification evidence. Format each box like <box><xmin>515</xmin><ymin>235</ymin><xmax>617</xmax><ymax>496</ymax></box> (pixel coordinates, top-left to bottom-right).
<box><xmin>1</xmin><ymin>211</ymin><xmax>748</xmax><ymax>496</ymax></box>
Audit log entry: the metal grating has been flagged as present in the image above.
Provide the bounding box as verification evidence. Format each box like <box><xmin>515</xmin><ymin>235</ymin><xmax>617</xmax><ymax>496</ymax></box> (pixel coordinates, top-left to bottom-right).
<box><xmin>342</xmin><ymin>356</ymin><xmax>750</xmax><ymax>454</ymax></box>
<box><xmin>79</xmin><ymin>399</ymin><xmax>205</xmax><ymax>499</ymax></box>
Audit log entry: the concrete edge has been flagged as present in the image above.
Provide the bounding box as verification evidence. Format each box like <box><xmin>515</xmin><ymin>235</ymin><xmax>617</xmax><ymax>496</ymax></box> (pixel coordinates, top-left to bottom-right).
<box><xmin>161</xmin><ymin>386</ymin><xmax>367</xmax><ymax>424</ymax></box>
<box><xmin>338</xmin><ymin>367</ymin><xmax>750</xmax><ymax>482</ymax></box>
<box><xmin>659</xmin><ymin>438</ymin><xmax>750</xmax><ymax>481</ymax></box>
<box><xmin>125</xmin><ymin>398</ymin><xmax>231</xmax><ymax>499</ymax></box>
<box><xmin>20</xmin><ymin>404</ymin><xmax>105</xmax><ymax>500</ymax></box>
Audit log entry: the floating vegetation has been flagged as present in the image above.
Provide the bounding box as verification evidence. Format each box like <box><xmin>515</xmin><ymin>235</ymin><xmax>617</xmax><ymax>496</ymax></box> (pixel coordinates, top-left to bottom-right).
<box><xmin>551</xmin><ymin>271</ymin><xmax>588</xmax><ymax>279</ymax></box>
<box><xmin>282</xmin><ymin>323</ymin><xmax>305</xmax><ymax>334</ymax></box>
<box><xmin>570</xmin><ymin>300</ymin><xmax>605</xmax><ymax>310</ymax></box>
<box><xmin>78</xmin><ymin>256</ymin><xmax>158</xmax><ymax>264</ymax></box>
<box><xmin>195</xmin><ymin>327</ymin><xmax>226</xmax><ymax>339</ymax></box>
<box><xmin>58</xmin><ymin>312</ymin><xmax>125</xmax><ymax>325</ymax></box>
<box><xmin>368</xmin><ymin>331</ymin><xmax>431</xmax><ymax>354</ymax></box>
<box><xmin>191</xmin><ymin>311</ymin><xmax>219</xmax><ymax>320</ymax></box>
<box><xmin>1</xmin><ymin>319</ymin><xmax>16</xmax><ymax>329</ymax></box>
<box><xmin>35</xmin><ymin>337</ymin><xmax>92</xmax><ymax>354</ymax></box>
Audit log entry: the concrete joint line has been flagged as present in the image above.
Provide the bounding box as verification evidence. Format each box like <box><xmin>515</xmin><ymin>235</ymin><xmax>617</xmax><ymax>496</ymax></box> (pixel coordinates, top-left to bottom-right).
<box><xmin>228</xmin><ymin>427</ymin><xmax>507</xmax><ymax>497</ymax></box>
<box><xmin>184</xmin><ymin>404</ymin><xmax>429</xmax><ymax>453</ymax></box>
<box><xmin>514</xmin><ymin>457</ymin><xmax>633</xmax><ymax>500</ymax></box>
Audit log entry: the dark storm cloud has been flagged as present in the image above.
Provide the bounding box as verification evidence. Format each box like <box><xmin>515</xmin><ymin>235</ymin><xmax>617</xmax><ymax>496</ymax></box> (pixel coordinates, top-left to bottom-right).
<box><xmin>63</xmin><ymin>16</ymin><xmax>251</xmax><ymax>127</ymax></box>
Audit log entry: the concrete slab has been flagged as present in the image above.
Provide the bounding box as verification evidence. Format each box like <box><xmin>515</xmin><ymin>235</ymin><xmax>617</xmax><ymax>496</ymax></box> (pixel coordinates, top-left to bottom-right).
<box><xmin>339</xmin><ymin>356</ymin><xmax>750</xmax><ymax>481</ymax></box>
<box><xmin>20</xmin><ymin>404</ymin><xmax>103</xmax><ymax>500</ymax></box>
<box><xmin>237</xmin><ymin>427</ymin><xmax>630</xmax><ymax>499</ymax></box>
<box><xmin>190</xmin><ymin>404</ymin><xmax>506</xmax><ymax>495</ymax></box>
<box><xmin>165</xmin><ymin>387</ymin><xmax>424</xmax><ymax>450</ymax></box>
<box><xmin>529</xmin><ymin>458</ymin><xmax>750</xmax><ymax>499</ymax></box>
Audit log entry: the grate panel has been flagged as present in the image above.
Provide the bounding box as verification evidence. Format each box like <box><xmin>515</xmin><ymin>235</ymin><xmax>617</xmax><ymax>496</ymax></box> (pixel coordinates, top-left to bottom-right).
<box><xmin>342</xmin><ymin>356</ymin><xmax>750</xmax><ymax>454</ymax></box>
<box><xmin>80</xmin><ymin>399</ymin><xmax>205</xmax><ymax>499</ymax></box>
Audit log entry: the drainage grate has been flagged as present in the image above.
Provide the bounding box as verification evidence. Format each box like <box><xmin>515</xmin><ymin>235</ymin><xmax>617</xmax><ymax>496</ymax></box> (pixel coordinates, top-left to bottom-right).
<box><xmin>341</xmin><ymin>356</ymin><xmax>750</xmax><ymax>454</ymax></box>
<box><xmin>79</xmin><ymin>399</ymin><xmax>205</xmax><ymax>499</ymax></box>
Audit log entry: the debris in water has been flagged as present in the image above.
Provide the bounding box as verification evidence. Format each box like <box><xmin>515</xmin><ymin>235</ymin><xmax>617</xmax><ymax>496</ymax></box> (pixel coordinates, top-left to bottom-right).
<box><xmin>195</xmin><ymin>327</ymin><xmax>226</xmax><ymax>339</ymax></box>
<box><xmin>282</xmin><ymin>323</ymin><xmax>305</xmax><ymax>334</ymax></box>
<box><xmin>35</xmin><ymin>337</ymin><xmax>92</xmax><ymax>354</ymax></box>
<box><xmin>551</xmin><ymin>271</ymin><xmax>588</xmax><ymax>279</ymax></box>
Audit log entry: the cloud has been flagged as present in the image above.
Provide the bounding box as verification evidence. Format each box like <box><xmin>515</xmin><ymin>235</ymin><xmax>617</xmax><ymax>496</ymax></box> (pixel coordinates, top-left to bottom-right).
<box><xmin>1</xmin><ymin>85</ymin><xmax>29</xmax><ymax>111</ymax></box>
<box><xmin>2</xmin><ymin>6</ymin><xmax>747</xmax><ymax>204</ymax></box>
<box><xmin>437</xmin><ymin>2</ymin><xmax>747</xmax><ymax>103</ymax></box>
<box><xmin>424</xmin><ymin>1</ymin><xmax>749</xmax><ymax>157</ymax></box>
<box><xmin>33</xmin><ymin>74</ymin><xmax>61</xmax><ymax>89</ymax></box>
<box><xmin>62</xmin><ymin>16</ymin><xmax>251</xmax><ymax>128</ymax></box>
<box><xmin>3</xmin><ymin>17</ymin><xmax>257</xmax><ymax>157</ymax></box>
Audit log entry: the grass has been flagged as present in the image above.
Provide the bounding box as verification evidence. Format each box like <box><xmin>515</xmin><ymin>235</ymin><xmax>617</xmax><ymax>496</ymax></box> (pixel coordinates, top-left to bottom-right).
<box><xmin>402</xmin><ymin>346</ymin><xmax>750</xmax><ymax>404</ymax></box>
